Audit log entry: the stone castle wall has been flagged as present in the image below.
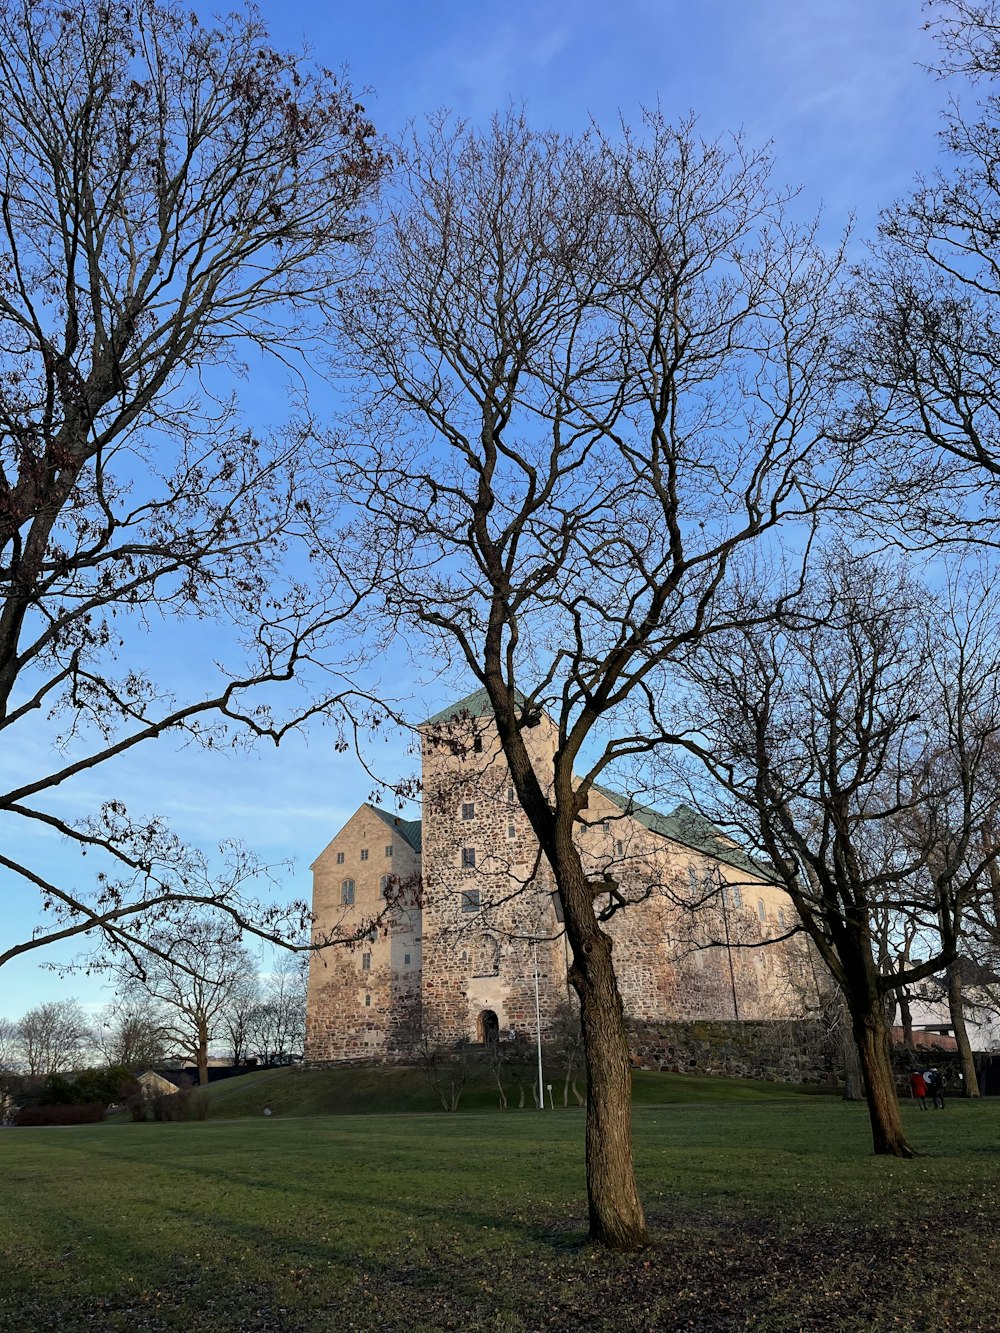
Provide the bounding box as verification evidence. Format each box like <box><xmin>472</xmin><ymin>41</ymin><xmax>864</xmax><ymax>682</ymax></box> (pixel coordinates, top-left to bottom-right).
<box><xmin>419</xmin><ymin>714</ymin><xmax>569</xmax><ymax>1045</ymax></box>
<box><xmin>305</xmin><ymin>699</ymin><xmax>815</xmax><ymax>1064</ymax></box>
<box><xmin>629</xmin><ymin>1018</ymin><xmax>839</xmax><ymax>1085</ymax></box>
<box><xmin>305</xmin><ymin>805</ymin><xmax>422</xmax><ymax>1062</ymax></box>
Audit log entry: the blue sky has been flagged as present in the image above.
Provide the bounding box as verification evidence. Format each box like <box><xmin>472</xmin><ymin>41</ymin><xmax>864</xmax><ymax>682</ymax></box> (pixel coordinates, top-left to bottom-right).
<box><xmin>0</xmin><ymin>1</ymin><xmax>957</xmax><ymax>1019</ymax></box>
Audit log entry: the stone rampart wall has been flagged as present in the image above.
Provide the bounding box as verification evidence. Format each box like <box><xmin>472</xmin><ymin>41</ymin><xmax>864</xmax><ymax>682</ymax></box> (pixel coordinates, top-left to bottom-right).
<box><xmin>629</xmin><ymin>1018</ymin><xmax>839</xmax><ymax>1085</ymax></box>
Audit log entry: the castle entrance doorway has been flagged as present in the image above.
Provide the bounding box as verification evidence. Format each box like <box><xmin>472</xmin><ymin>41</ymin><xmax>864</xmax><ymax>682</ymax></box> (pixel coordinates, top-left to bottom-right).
<box><xmin>478</xmin><ymin>1009</ymin><xmax>499</xmax><ymax>1044</ymax></box>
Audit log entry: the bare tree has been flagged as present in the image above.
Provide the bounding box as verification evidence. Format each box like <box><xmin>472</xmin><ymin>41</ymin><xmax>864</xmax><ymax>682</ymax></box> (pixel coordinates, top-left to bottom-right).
<box><xmin>854</xmin><ymin>1</ymin><xmax>1000</xmax><ymax>544</ymax></box>
<box><xmin>222</xmin><ymin>972</ymin><xmax>261</xmax><ymax>1067</ymax></box>
<box><xmin>93</xmin><ymin>1000</ymin><xmax>173</xmax><ymax>1069</ymax></box>
<box><xmin>679</xmin><ymin>550</ymin><xmax>1000</xmax><ymax>1156</ymax></box>
<box><xmin>333</xmin><ymin>110</ymin><xmax>852</xmax><ymax>1247</ymax></box>
<box><xmin>103</xmin><ymin>915</ymin><xmax>255</xmax><ymax>1084</ymax></box>
<box><xmin>0</xmin><ymin>1015</ymin><xmax>17</xmax><ymax>1073</ymax></box>
<box><xmin>246</xmin><ymin>953</ymin><xmax>307</xmax><ymax>1065</ymax></box>
<box><xmin>15</xmin><ymin>999</ymin><xmax>92</xmax><ymax>1075</ymax></box>
<box><xmin>0</xmin><ymin>0</ymin><xmax>386</xmax><ymax>970</ymax></box>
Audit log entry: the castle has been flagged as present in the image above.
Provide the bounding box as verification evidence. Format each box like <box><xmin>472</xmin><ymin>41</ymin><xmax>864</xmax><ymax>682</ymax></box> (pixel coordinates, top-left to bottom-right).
<box><xmin>304</xmin><ymin>690</ymin><xmax>810</xmax><ymax>1063</ymax></box>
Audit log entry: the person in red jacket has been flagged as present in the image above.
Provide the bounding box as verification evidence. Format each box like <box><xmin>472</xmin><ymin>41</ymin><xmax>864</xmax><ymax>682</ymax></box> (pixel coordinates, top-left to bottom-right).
<box><xmin>909</xmin><ymin>1070</ymin><xmax>928</xmax><ymax>1110</ymax></box>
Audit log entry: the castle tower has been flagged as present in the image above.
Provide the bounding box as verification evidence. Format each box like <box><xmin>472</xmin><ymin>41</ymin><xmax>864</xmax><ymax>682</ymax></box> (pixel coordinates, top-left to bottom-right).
<box><xmin>304</xmin><ymin>804</ymin><xmax>422</xmax><ymax>1062</ymax></box>
<box><xmin>304</xmin><ymin>688</ymin><xmax>812</xmax><ymax>1063</ymax></box>
<box><xmin>418</xmin><ymin>690</ymin><xmax>569</xmax><ymax>1048</ymax></box>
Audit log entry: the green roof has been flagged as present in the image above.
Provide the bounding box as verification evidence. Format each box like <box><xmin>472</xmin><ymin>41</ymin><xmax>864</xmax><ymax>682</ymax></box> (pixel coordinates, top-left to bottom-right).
<box><xmin>422</xmin><ymin>686</ymin><xmax>528</xmax><ymax>727</ymax></box>
<box><xmin>591</xmin><ymin>784</ymin><xmax>778</xmax><ymax>884</ymax></box>
<box><xmin>369</xmin><ymin>805</ymin><xmax>422</xmax><ymax>853</ymax></box>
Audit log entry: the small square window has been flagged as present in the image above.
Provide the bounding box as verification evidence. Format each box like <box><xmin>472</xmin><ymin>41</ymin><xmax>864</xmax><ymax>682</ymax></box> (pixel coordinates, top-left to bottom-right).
<box><xmin>602</xmin><ymin>820</ymin><xmax>610</xmax><ymax>834</ymax></box>
<box><xmin>462</xmin><ymin>802</ymin><xmax>475</xmax><ymax>820</ymax></box>
<box><xmin>462</xmin><ymin>889</ymin><xmax>481</xmax><ymax>912</ymax></box>
<box><xmin>364</xmin><ymin>993</ymin><xmax>371</xmax><ymax>1007</ymax></box>
<box><xmin>362</xmin><ymin>952</ymin><xmax>371</xmax><ymax>971</ymax></box>
<box><xmin>404</xmin><ymin>953</ymin><xmax>411</xmax><ymax>965</ymax></box>
<box><xmin>461</xmin><ymin>847</ymin><xmax>477</xmax><ymax>869</ymax></box>
<box><xmin>385</xmin><ymin>844</ymin><xmax>393</xmax><ymax>858</ymax></box>
<box><xmin>507</xmin><ymin>824</ymin><xmax>516</xmax><ymax>839</ymax></box>
<box><xmin>360</xmin><ymin>848</ymin><xmax>369</xmax><ymax>861</ymax></box>
<box><xmin>336</xmin><ymin>851</ymin><xmax>345</xmax><ymax>865</ymax></box>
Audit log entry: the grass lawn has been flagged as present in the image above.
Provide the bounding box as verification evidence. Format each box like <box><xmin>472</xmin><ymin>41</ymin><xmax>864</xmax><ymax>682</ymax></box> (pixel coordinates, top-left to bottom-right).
<box><xmin>2</xmin><ymin>1091</ymin><xmax>998</xmax><ymax>1332</ymax></box>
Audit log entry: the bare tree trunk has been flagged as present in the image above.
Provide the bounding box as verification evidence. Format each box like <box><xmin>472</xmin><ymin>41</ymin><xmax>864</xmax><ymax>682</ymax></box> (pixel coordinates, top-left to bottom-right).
<box><xmin>851</xmin><ymin>999</ymin><xmax>913</xmax><ymax>1157</ymax></box>
<box><xmin>947</xmin><ymin>963</ymin><xmax>980</xmax><ymax>1098</ymax></box>
<box><xmin>197</xmin><ymin>1021</ymin><xmax>209</xmax><ymax>1087</ymax></box>
<box><xmin>841</xmin><ymin>1026</ymin><xmax>865</xmax><ymax>1102</ymax></box>
<box><xmin>569</xmin><ymin>922</ymin><xmax>649</xmax><ymax>1249</ymax></box>
<box><xmin>897</xmin><ymin>990</ymin><xmax>915</xmax><ymax>1050</ymax></box>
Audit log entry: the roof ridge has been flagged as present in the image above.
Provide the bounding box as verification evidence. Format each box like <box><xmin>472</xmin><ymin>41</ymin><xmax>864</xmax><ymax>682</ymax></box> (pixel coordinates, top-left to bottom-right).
<box><xmin>367</xmin><ymin>804</ymin><xmax>423</xmax><ymax>853</ymax></box>
<box><xmin>589</xmin><ymin>782</ymin><xmax>778</xmax><ymax>884</ymax></box>
<box><xmin>422</xmin><ymin>685</ymin><xmax>530</xmax><ymax>727</ymax></box>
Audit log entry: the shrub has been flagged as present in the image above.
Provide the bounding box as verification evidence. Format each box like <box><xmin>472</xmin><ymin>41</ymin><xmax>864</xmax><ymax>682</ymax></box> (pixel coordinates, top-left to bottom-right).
<box><xmin>14</xmin><ymin>1103</ymin><xmax>105</xmax><ymax>1126</ymax></box>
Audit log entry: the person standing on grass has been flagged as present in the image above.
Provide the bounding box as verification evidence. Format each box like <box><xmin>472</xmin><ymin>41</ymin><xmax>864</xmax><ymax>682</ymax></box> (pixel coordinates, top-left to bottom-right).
<box><xmin>909</xmin><ymin>1070</ymin><xmax>929</xmax><ymax>1110</ymax></box>
<box><xmin>924</xmin><ymin>1069</ymin><xmax>945</xmax><ymax>1110</ymax></box>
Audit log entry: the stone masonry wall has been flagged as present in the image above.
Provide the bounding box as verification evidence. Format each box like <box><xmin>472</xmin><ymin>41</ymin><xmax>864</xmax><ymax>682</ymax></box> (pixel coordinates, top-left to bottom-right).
<box><xmin>305</xmin><ymin>804</ymin><xmax>422</xmax><ymax>1062</ymax></box>
<box><xmin>630</xmin><ymin>1018</ymin><xmax>840</xmax><ymax>1085</ymax></box>
<box><xmin>419</xmin><ymin>715</ymin><xmax>569</xmax><ymax>1046</ymax></box>
<box><xmin>306</xmin><ymin>698</ymin><xmax>819</xmax><ymax>1063</ymax></box>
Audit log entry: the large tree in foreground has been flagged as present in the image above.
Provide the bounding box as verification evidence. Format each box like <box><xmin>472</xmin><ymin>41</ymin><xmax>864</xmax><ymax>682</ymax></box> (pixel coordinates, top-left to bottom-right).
<box><xmin>0</xmin><ymin>0</ymin><xmax>385</xmax><ymax>968</ymax></box>
<box><xmin>680</xmin><ymin>552</ymin><xmax>1000</xmax><ymax>1156</ymax></box>
<box><xmin>334</xmin><ymin>111</ymin><xmax>852</xmax><ymax>1248</ymax></box>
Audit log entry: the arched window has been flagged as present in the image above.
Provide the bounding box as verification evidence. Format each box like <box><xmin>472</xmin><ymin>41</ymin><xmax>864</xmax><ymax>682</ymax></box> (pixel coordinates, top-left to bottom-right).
<box><xmin>472</xmin><ymin>934</ymin><xmax>500</xmax><ymax>977</ymax></box>
<box><xmin>778</xmin><ymin>908</ymin><xmax>786</xmax><ymax>929</ymax></box>
<box><xmin>757</xmin><ymin>898</ymin><xmax>767</xmax><ymax>924</ymax></box>
<box><xmin>379</xmin><ymin>875</ymin><xmax>394</xmax><ymax>898</ymax></box>
<box><xmin>341</xmin><ymin>879</ymin><xmax>355</xmax><ymax>905</ymax></box>
<box><xmin>732</xmin><ymin>885</ymin><xmax>743</xmax><ymax>910</ymax></box>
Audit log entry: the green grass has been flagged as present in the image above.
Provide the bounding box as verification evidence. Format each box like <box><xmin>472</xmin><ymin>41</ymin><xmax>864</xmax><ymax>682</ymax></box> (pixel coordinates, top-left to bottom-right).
<box><xmin>185</xmin><ymin>1061</ymin><xmax>833</xmax><ymax>1120</ymax></box>
<box><xmin>4</xmin><ymin>1090</ymin><xmax>999</xmax><ymax>1332</ymax></box>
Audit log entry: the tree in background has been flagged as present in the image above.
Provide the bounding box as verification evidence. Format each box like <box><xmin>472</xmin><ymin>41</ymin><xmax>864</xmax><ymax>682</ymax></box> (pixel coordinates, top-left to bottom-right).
<box><xmin>93</xmin><ymin>1000</ymin><xmax>173</xmax><ymax>1070</ymax></box>
<box><xmin>680</xmin><ymin>551</ymin><xmax>1000</xmax><ymax>1156</ymax></box>
<box><xmin>246</xmin><ymin>954</ymin><xmax>308</xmax><ymax>1065</ymax></box>
<box><xmin>103</xmin><ymin>916</ymin><xmax>255</xmax><ymax>1084</ymax></box>
<box><xmin>222</xmin><ymin>972</ymin><xmax>261</xmax><ymax>1068</ymax></box>
<box><xmin>14</xmin><ymin>999</ymin><xmax>91</xmax><ymax>1076</ymax></box>
<box><xmin>334</xmin><ymin>109</ymin><xmax>852</xmax><ymax>1247</ymax></box>
<box><xmin>0</xmin><ymin>0</ymin><xmax>385</xmax><ymax>972</ymax></box>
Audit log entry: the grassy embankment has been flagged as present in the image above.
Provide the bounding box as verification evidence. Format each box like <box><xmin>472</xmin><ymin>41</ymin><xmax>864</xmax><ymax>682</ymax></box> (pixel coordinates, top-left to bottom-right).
<box><xmin>185</xmin><ymin>1060</ymin><xmax>835</xmax><ymax>1119</ymax></box>
<box><xmin>4</xmin><ymin>1070</ymin><xmax>998</xmax><ymax>1332</ymax></box>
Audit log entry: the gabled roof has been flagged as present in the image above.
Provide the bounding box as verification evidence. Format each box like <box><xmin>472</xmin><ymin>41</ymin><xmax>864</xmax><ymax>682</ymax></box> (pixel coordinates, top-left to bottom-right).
<box><xmin>591</xmin><ymin>784</ymin><xmax>779</xmax><ymax>885</ymax></box>
<box><xmin>369</xmin><ymin>804</ymin><xmax>422</xmax><ymax>853</ymax></box>
<box><xmin>422</xmin><ymin>686</ymin><xmax>528</xmax><ymax>727</ymax></box>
